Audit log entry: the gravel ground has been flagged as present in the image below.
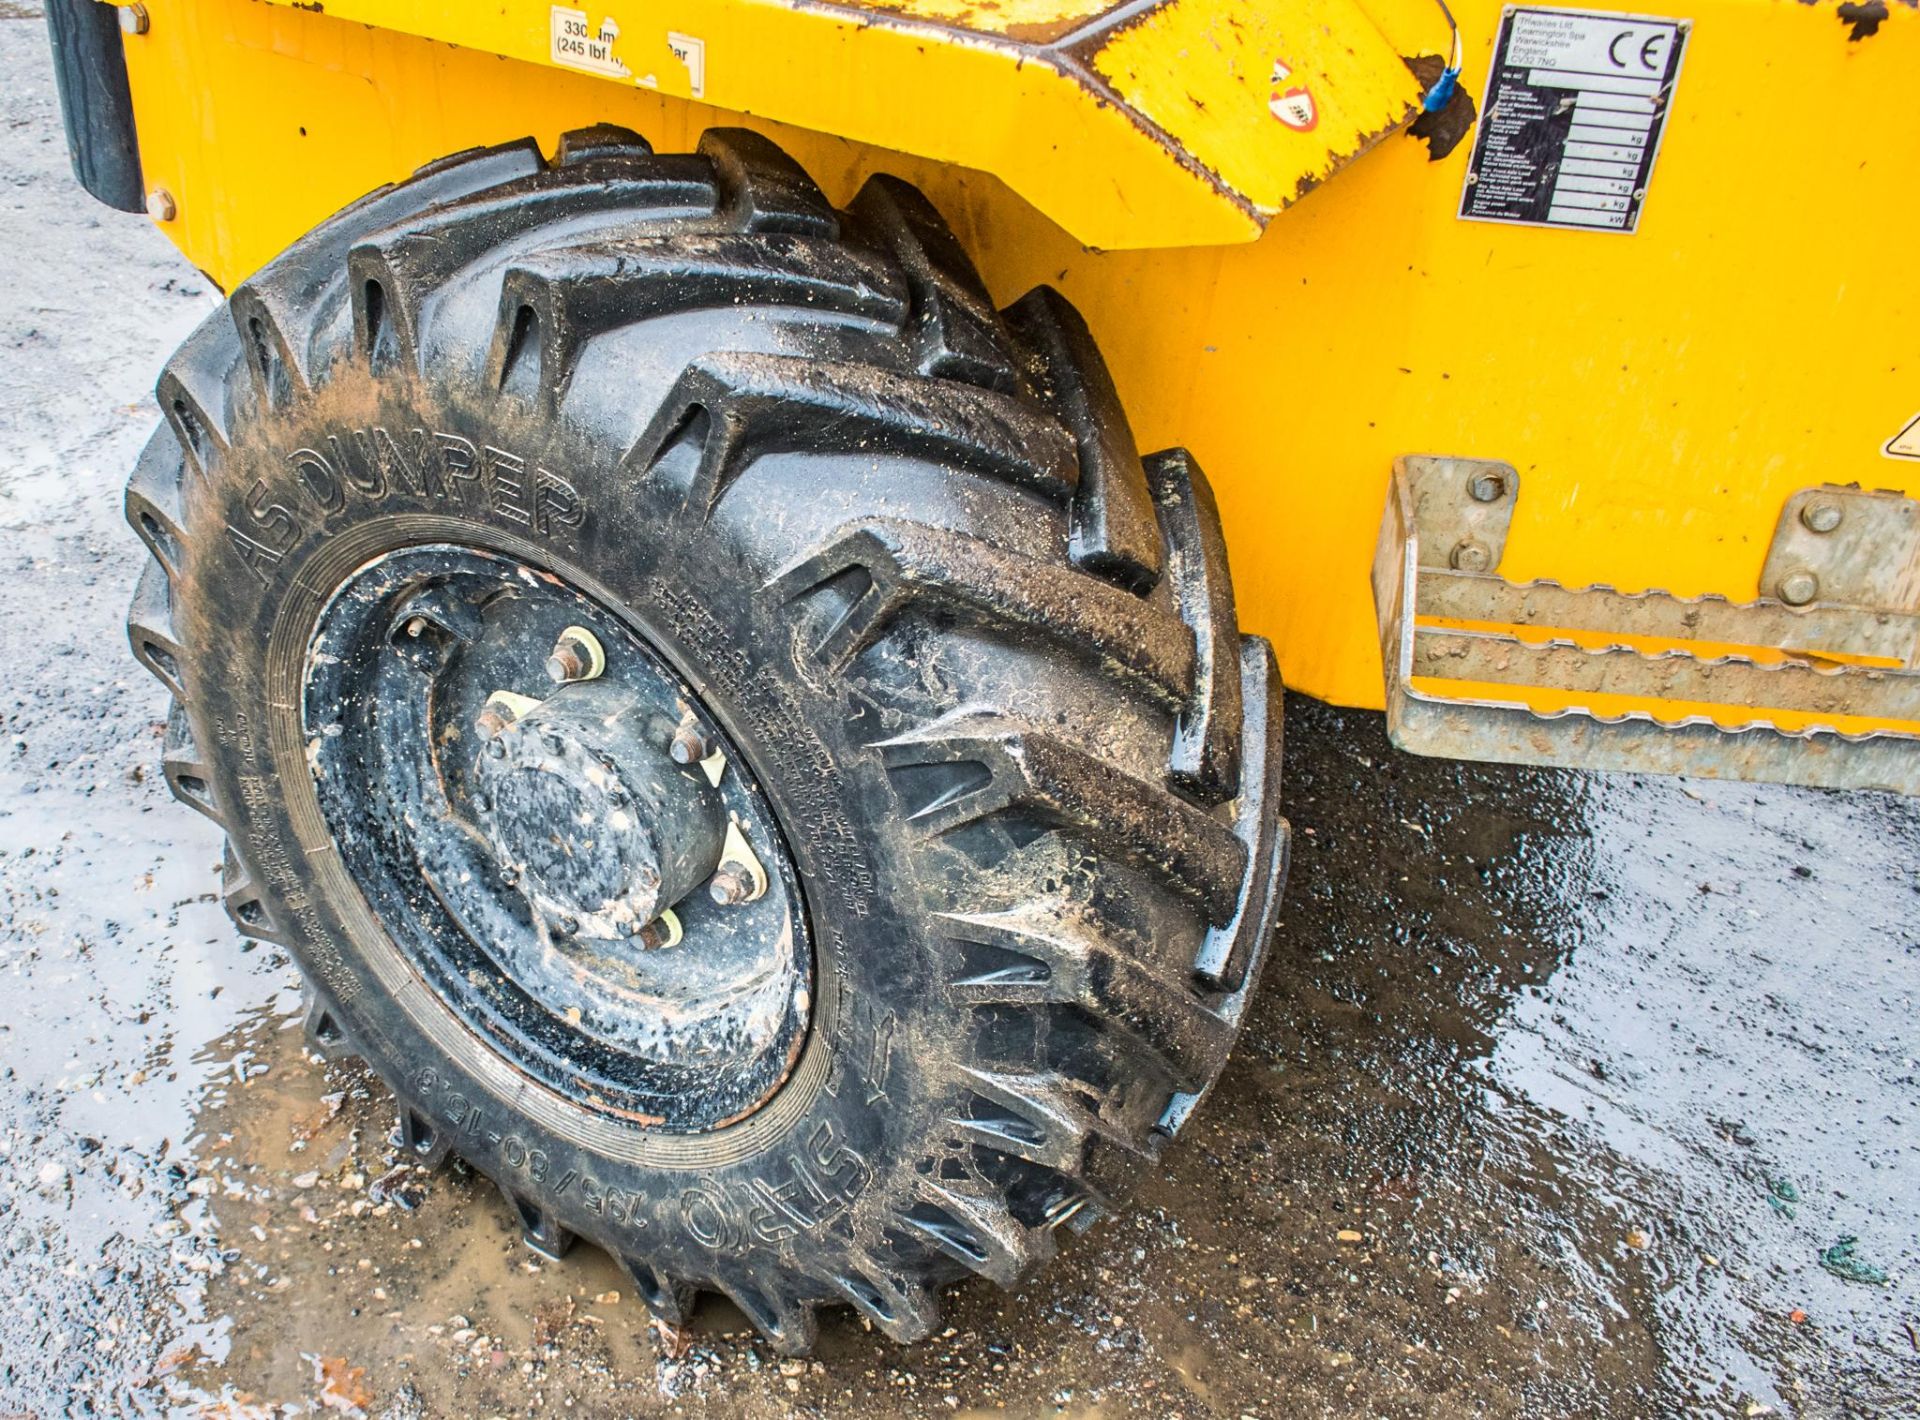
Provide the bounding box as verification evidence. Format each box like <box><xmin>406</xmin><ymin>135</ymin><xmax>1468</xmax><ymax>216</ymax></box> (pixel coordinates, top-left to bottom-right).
<box><xmin>2</xmin><ymin>13</ymin><xmax>1917</xmax><ymax>1417</ymax></box>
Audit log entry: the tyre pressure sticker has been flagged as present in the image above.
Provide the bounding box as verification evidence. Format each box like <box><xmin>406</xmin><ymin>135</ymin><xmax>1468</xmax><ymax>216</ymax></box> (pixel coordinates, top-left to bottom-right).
<box><xmin>1460</xmin><ymin>7</ymin><xmax>1689</xmax><ymax>233</ymax></box>
<box><xmin>550</xmin><ymin>7</ymin><xmax>629</xmax><ymax>79</ymax></box>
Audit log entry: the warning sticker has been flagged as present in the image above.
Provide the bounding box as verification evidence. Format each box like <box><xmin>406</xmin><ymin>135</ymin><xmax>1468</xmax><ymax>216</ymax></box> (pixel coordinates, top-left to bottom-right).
<box><xmin>1886</xmin><ymin>412</ymin><xmax>1920</xmax><ymax>462</ymax></box>
<box><xmin>1460</xmin><ymin>7</ymin><xmax>1688</xmax><ymax>233</ymax></box>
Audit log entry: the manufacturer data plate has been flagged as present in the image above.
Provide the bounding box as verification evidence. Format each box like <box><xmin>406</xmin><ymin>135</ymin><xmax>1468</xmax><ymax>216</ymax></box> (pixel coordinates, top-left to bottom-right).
<box><xmin>1460</xmin><ymin>7</ymin><xmax>1688</xmax><ymax>233</ymax></box>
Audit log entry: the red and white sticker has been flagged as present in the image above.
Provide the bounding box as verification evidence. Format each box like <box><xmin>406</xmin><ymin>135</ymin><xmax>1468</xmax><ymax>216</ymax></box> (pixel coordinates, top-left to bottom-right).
<box><xmin>1269</xmin><ymin>60</ymin><xmax>1318</xmax><ymax>132</ymax></box>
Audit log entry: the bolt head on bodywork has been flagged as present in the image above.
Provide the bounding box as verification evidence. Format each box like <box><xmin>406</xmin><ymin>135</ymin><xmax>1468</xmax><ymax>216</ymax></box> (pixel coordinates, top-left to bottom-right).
<box><xmin>1778</xmin><ymin>570</ymin><xmax>1820</xmax><ymax>606</ymax></box>
<box><xmin>1450</xmin><ymin>538</ymin><xmax>1492</xmax><ymax>573</ymax></box>
<box><xmin>1467</xmin><ymin>471</ymin><xmax>1508</xmax><ymax>504</ymax></box>
<box><xmin>1801</xmin><ymin>501</ymin><xmax>1844</xmax><ymax>535</ymax></box>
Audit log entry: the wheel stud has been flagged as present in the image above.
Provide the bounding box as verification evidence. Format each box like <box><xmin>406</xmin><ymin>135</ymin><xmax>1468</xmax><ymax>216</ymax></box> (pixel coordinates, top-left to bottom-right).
<box><xmin>709</xmin><ymin>863</ymin><xmax>754</xmax><ymax>906</ymax></box>
<box><xmin>630</xmin><ymin>911</ymin><xmax>682</xmax><ymax>950</ymax></box>
<box><xmin>544</xmin><ymin>626</ymin><xmax>605</xmax><ymax>684</ymax></box>
<box><xmin>670</xmin><ymin>718</ymin><xmax>715</xmax><ymax>766</ymax></box>
<box><xmin>387</xmin><ymin>586</ymin><xmax>482</xmax><ymax>671</ymax></box>
<box><xmin>477</xmin><ymin>703</ymin><xmax>517</xmax><ymax>740</ymax></box>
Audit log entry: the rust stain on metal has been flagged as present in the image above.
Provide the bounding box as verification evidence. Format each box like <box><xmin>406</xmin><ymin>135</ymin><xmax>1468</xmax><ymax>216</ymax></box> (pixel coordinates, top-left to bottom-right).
<box><xmin>1836</xmin><ymin>0</ymin><xmax>1890</xmax><ymax>38</ymax></box>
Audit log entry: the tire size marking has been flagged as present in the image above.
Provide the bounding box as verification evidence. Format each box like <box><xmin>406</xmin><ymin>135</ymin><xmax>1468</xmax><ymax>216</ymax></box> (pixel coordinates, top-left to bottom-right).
<box><xmin>412</xmin><ymin>1066</ymin><xmax>652</xmax><ymax>1234</ymax></box>
<box><xmin>679</xmin><ymin>1121</ymin><xmax>871</xmax><ymax>1247</ymax></box>
<box><xmin>225</xmin><ymin>427</ymin><xmax>586</xmax><ymax>586</ymax></box>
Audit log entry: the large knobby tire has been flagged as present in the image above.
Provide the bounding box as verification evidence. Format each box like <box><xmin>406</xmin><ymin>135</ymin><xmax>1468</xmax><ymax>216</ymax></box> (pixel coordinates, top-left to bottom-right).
<box><xmin>126</xmin><ymin>126</ymin><xmax>1289</xmax><ymax>1352</ymax></box>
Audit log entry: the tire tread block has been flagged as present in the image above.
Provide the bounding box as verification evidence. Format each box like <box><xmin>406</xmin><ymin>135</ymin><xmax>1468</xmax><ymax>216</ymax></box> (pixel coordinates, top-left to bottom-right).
<box><xmin>1191</xmin><ymin>639</ymin><xmax>1291</xmax><ymax>992</ymax></box>
<box><xmin>1147</xmin><ymin>448</ymin><xmax>1244</xmax><ymax>805</ymax></box>
<box><xmin>767</xmin><ymin>516</ymin><xmax>1193</xmax><ymax>696</ymax></box>
<box><xmin>944</xmin><ymin>901</ymin><xmax>1237</xmax><ymax>1090</ymax></box>
<box><xmin>825</xmin><ymin>1255</ymin><xmax>940</xmax><ymax>1342</ymax></box>
<box><xmin>1006</xmin><ymin>286</ymin><xmax>1163</xmax><ymax>593</ymax></box>
<box><xmin>127</xmin><ymin>557</ymin><xmax>186</xmax><ymax>701</ymax></box>
<box><xmin>630</xmin><ymin>353</ymin><xmax>1079</xmax><ymax>513</ymax></box>
<box><xmin>700</xmin><ymin>129</ymin><xmax>838</xmax><ymax>236</ymax></box>
<box><xmin>125</xmin><ymin>426</ymin><xmax>188</xmax><ymax>574</ymax></box>
<box><xmin>881</xmin><ymin>711</ymin><xmax>1249</xmax><ymax>926</ymax></box>
<box><xmin>160</xmin><ymin>700</ymin><xmax>222</xmax><ymax>825</ymax></box>
<box><xmin>848</xmin><ymin>173</ymin><xmax>1022</xmax><ymax>392</ymax></box>
<box><xmin>487</xmin><ymin>234</ymin><xmax>910</xmax><ymax>400</ymax></box>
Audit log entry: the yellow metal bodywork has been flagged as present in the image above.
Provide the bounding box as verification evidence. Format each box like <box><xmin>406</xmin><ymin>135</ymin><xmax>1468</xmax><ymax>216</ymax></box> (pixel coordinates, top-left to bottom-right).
<box><xmin>115</xmin><ymin>0</ymin><xmax>1919</xmax><ymax>719</ymax></box>
<box><xmin>213</xmin><ymin>0</ymin><xmax>1431</xmax><ymax>250</ymax></box>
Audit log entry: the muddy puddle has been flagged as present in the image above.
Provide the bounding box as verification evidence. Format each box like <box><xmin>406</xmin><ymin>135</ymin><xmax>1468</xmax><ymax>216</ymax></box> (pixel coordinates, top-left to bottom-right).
<box><xmin>2</xmin><ymin>13</ymin><xmax>1916</xmax><ymax>1417</ymax></box>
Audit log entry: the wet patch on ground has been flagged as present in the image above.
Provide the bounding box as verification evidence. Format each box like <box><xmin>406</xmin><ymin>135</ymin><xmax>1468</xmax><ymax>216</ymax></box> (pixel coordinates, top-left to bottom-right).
<box><xmin>154</xmin><ymin>704</ymin><xmax>1920</xmax><ymax>1418</ymax></box>
<box><xmin>2</xmin><ymin>15</ymin><xmax>1916</xmax><ymax>1417</ymax></box>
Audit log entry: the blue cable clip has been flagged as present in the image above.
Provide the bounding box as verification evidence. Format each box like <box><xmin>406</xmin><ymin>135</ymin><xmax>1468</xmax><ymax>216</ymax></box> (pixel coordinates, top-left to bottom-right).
<box><xmin>1423</xmin><ymin>64</ymin><xmax>1461</xmax><ymax>113</ymax></box>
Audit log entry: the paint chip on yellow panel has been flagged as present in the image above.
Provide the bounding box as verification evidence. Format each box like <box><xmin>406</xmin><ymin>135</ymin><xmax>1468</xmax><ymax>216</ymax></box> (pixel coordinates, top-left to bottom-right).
<box><xmin>1090</xmin><ymin>0</ymin><xmax>1423</xmax><ymax>210</ymax></box>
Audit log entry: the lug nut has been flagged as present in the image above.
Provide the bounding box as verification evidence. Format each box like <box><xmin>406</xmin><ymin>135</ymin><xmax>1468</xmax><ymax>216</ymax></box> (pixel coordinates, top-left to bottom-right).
<box><xmin>1801</xmin><ymin>500</ymin><xmax>1843</xmax><ymax>535</ymax></box>
<box><xmin>709</xmin><ymin>863</ymin><xmax>755</xmax><ymax>906</ymax></box>
<box><xmin>476</xmin><ymin>701</ymin><xmax>519</xmax><ymax>740</ymax></box>
<box><xmin>629</xmin><ymin>913</ymin><xmax>683</xmax><ymax>947</ymax></box>
<box><xmin>556</xmin><ymin>915</ymin><xmax>579</xmax><ymax>938</ymax></box>
<box><xmin>670</xmin><ymin>721</ymin><xmax>716</xmax><ymax>766</ymax></box>
<box><xmin>544</xmin><ymin>626</ymin><xmax>604</xmax><ymax>684</ymax></box>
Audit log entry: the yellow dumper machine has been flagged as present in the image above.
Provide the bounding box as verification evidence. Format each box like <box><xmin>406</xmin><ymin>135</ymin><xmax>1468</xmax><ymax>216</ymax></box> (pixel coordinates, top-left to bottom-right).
<box><xmin>47</xmin><ymin>0</ymin><xmax>1917</xmax><ymax>1349</ymax></box>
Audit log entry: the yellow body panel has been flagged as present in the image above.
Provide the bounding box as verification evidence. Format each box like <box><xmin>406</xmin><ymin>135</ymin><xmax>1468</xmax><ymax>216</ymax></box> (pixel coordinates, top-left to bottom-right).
<box><xmin>1090</xmin><ymin>0</ymin><xmax>1418</xmax><ymax>211</ymax></box>
<box><xmin>116</xmin><ymin>0</ymin><xmax>1919</xmax><ymax>716</ymax></box>
<box><xmin>223</xmin><ymin>0</ymin><xmax>1436</xmax><ymax>250</ymax></box>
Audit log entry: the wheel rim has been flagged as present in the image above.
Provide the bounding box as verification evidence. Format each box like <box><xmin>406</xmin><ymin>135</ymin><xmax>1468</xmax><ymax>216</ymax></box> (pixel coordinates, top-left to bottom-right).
<box><xmin>303</xmin><ymin>544</ymin><xmax>812</xmax><ymax>1131</ymax></box>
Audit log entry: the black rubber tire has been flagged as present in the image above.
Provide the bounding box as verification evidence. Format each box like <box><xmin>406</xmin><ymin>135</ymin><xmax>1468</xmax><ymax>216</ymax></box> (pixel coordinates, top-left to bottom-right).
<box><xmin>125</xmin><ymin>126</ymin><xmax>1290</xmax><ymax>1352</ymax></box>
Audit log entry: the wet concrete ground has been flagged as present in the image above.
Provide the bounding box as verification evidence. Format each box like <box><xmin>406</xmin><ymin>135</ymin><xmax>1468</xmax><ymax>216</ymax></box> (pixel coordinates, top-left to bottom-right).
<box><xmin>2</xmin><ymin>13</ymin><xmax>1917</xmax><ymax>1416</ymax></box>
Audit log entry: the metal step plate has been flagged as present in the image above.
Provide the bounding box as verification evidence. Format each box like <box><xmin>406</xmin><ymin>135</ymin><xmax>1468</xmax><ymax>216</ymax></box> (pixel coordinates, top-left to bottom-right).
<box><xmin>1373</xmin><ymin>456</ymin><xmax>1920</xmax><ymax>794</ymax></box>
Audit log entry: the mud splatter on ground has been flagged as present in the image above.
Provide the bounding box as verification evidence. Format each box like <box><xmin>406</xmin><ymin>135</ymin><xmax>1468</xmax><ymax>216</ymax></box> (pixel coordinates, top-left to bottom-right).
<box><xmin>2</xmin><ymin>14</ymin><xmax>1916</xmax><ymax>1417</ymax></box>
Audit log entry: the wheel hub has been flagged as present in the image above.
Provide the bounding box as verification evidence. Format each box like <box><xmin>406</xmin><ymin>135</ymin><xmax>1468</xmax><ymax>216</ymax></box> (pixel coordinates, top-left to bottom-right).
<box><xmin>471</xmin><ymin>683</ymin><xmax>726</xmax><ymax>939</ymax></box>
<box><xmin>302</xmin><ymin>545</ymin><xmax>812</xmax><ymax>1131</ymax></box>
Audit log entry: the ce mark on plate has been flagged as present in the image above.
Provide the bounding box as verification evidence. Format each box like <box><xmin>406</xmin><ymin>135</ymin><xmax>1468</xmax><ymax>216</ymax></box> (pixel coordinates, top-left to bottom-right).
<box><xmin>1607</xmin><ymin>25</ymin><xmax>1673</xmax><ymax>71</ymax></box>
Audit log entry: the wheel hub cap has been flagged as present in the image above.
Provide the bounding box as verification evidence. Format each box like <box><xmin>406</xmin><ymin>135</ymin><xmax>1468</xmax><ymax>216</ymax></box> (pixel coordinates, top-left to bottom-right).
<box><xmin>302</xmin><ymin>545</ymin><xmax>811</xmax><ymax>1131</ymax></box>
<box><xmin>471</xmin><ymin>683</ymin><xmax>726</xmax><ymax>938</ymax></box>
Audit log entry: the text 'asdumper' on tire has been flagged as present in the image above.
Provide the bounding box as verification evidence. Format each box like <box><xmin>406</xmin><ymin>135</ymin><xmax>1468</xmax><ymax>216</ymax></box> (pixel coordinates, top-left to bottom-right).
<box><xmin>126</xmin><ymin>125</ymin><xmax>1289</xmax><ymax>1351</ymax></box>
